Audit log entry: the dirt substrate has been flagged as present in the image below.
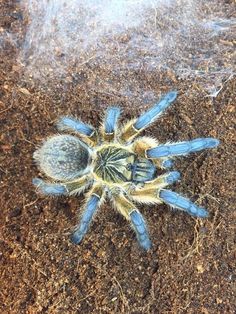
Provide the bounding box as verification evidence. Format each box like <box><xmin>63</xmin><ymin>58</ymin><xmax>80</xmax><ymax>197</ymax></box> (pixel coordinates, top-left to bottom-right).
<box><xmin>0</xmin><ymin>1</ymin><xmax>235</xmax><ymax>313</ymax></box>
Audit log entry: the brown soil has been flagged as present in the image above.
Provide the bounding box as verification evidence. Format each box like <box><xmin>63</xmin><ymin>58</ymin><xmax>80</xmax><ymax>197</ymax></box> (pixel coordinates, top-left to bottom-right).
<box><xmin>0</xmin><ymin>1</ymin><xmax>235</xmax><ymax>313</ymax></box>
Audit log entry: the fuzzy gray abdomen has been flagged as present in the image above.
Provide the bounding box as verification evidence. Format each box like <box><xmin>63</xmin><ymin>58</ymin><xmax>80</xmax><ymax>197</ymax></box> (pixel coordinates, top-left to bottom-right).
<box><xmin>34</xmin><ymin>135</ymin><xmax>90</xmax><ymax>181</ymax></box>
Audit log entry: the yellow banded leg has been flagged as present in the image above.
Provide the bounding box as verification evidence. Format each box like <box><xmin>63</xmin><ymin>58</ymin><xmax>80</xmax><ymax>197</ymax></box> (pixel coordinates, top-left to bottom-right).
<box><xmin>101</xmin><ymin>131</ymin><xmax>116</xmax><ymax>142</ymax></box>
<box><xmin>113</xmin><ymin>192</ymin><xmax>136</xmax><ymax>219</ymax></box>
<box><xmin>129</xmin><ymin>171</ymin><xmax>180</xmax><ymax>204</ymax></box>
<box><xmin>71</xmin><ymin>130</ymin><xmax>99</xmax><ymax>147</ymax></box>
<box><xmin>119</xmin><ymin>119</ymin><xmax>141</xmax><ymax>143</ymax></box>
<box><xmin>32</xmin><ymin>175</ymin><xmax>93</xmax><ymax>196</ymax></box>
<box><xmin>87</xmin><ymin>183</ymin><xmax>105</xmax><ymax>200</ymax></box>
<box><xmin>132</xmin><ymin>137</ymin><xmax>158</xmax><ymax>157</ymax></box>
<box><xmin>112</xmin><ymin>192</ymin><xmax>151</xmax><ymax>250</ymax></box>
<box><xmin>85</xmin><ymin>131</ymin><xmax>99</xmax><ymax>146</ymax></box>
<box><xmin>64</xmin><ymin>175</ymin><xmax>94</xmax><ymax>195</ymax></box>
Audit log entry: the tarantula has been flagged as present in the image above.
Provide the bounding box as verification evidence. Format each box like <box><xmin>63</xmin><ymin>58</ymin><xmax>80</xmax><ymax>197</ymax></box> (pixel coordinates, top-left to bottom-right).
<box><xmin>33</xmin><ymin>91</ymin><xmax>219</xmax><ymax>250</ymax></box>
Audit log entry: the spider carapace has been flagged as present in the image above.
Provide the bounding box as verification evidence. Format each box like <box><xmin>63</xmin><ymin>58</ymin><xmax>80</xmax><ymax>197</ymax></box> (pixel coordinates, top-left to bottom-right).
<box><xmin>33</xmin><ymin>91</ymin><xmax>219</xmax><ymax>250</ymax></box>
<box><xmin>94</xmin><ymin>144</ymin><xmax>157</xmax><ymax>184</ymax></box>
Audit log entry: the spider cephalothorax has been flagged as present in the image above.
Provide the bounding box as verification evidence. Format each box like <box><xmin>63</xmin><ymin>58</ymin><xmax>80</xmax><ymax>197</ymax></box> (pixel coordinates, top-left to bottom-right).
<box><xmin>33</xmin><ymin>91</ymin><xmax>219</xmax><ymax>250</ymax></box>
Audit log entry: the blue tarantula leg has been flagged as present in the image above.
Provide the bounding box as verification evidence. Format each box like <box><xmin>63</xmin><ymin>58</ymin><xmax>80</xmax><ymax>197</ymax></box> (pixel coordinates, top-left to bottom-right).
<box><xmin>162</xmin><ymin>159</ymin><xmax>174</xmax><ymax>169</ymax></box>
<box><xmin>159</xmin><ymin>190</ymin><xmax>209</xmax><ymax>218</ymax></box>
<box><xmin>33</xmin><ymin>178</ymin><xmax>67</xmax><ymax>195</ymax></box>
<box><xmin>33</xmin><ymin>176</ymin><xmax>92</xmax><ymax>196</ymax></box>
<box><xmin>147</xmin><ymin>138</ymin><xmax>220</xmax><ymax>158</ymax></box>
<box><xmin>130</xmin><ymin>210</ymin><xmax>151</xmax><ymax>250</ymax></box>
<box><xmin>165</xmin><ymin>171</ymin><xmax>181</xmax><ymax>184</ymax></box>
<box><xmin>102</xmin><ymin>107</ymin><xmax>121</xmax><ymax>141</ymax></box>
<box><xmin>134</xmin><ymin>91</ymin><xmax>177</xmax><ymax>130</ymax></box>
<box><xmin>120</xmin><ymin>91</ymin><xmax>177</xmax><ymax>142</ymax></box>
<box><xmin>132</xmin><ymin>137</ymin><xmax>174</xmax><ymax>170</ymax></box>
<box><xmin>57</xmin><ymin>117</ymin><xmax>94</xmax><ymax>136</ymax></box>
<box><xmin>57</xmin><ymin>116</ymin><xmax>98</xmax><ymax>144</ymax></box>
<box><xmin>71</xmin><ymin>185</ymin><xmax>104</xmax><ymax>245</ymax></box>
<box><xmin>113</xmin><ymin>192</ymin><xmax>151</xmax><ymax>250</ymax></box>
<box><xmin>71</xmin><ymin>195</ymin><xmax>99</xmax><ymax>244</ymax></box>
